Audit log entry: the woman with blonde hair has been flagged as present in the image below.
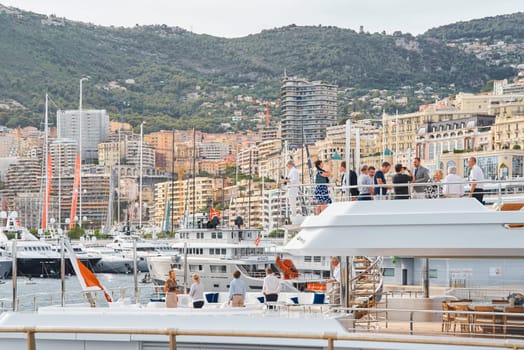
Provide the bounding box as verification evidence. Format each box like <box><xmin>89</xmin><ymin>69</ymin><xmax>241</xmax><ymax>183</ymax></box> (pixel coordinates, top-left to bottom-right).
<box><xmin>164</xmin><ymin>270</ymin><xmax>178</xmax><ymax>308</ymax></box>
<box><xmin>189</xmin><ymin>273</ymin><xmax>205</xmax><ymax>308</ymax></box>
<box><xmin>425</xmin><ymin>169</ymin><xmax>444</xmax><ymax>199</ymax></box>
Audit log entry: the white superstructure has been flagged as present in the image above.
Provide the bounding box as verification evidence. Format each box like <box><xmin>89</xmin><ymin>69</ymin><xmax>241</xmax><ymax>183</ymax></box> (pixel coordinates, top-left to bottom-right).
<box><xmin>284</xmin><ymin>198</ymin><xmax>524</xmax><ymax>257</ymax></box>
<box><xmin>148</xmin><ymin>227</ymin><xmax>277</xmax><ymax>292</ymax></box>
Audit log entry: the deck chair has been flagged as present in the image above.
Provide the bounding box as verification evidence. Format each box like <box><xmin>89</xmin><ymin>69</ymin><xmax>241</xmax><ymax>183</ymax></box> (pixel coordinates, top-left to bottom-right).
<box><xmin>441</xmin><ymin>302</ymin><xmax>455</xmax><ymax>332</ymax></box>
<box><xmin>452</xmin><ymin>304</ymin><xmax>471</xmax><ymax>334</ymax></box>
<box><xmin>473</xmin><ymin>306</ymin><xmax>498</xmax><ymax>334</ymax></box>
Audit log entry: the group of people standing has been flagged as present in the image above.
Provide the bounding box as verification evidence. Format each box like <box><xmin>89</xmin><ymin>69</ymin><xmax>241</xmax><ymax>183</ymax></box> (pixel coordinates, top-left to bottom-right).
<box><xmin>163</xmin><ymin>267</ymin><xmax>281</xmax><ymax>309</ymax></box>
<box><xmin>163</xmin><ymin>269</ymin><xmax>205</xmax><ymax>308</ymax></box>
<box><xmin>356</xmin><ymin>156</ymin><xmax>485</xmax><ymax>202</ymax></box>
<box><xmin>283</xmin><ymin>155</ymin><xmax>486</xmax><ymax>216</ymax></box>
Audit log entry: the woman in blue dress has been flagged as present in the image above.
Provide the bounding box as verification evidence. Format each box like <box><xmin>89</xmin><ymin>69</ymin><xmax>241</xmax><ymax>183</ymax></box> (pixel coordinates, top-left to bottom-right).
<box><xmin>314</xmin><ymin>160</ymin><xmax>332</xmax><ymax>214</ymax></box>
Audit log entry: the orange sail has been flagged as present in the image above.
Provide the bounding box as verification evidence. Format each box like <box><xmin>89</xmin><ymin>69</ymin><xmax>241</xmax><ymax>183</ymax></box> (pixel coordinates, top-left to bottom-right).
<box><xmin>64</xmin><ymin>239</ymin><xmax>112</xmax><ymax>303</ymax></box>
<box><xmin>69</xmin><ymin>154</ymin><xmax>81</xmax><ymax>229</ymax></box>
<box><xmin>42</xmin><ymin>153</ymin><xmax>53</xmax><ymax>230</ymax></box>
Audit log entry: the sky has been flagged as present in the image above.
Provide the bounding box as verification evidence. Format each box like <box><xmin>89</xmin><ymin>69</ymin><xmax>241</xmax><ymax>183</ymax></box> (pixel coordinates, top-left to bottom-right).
<box><xmin>1</xmin><ymin>0</ymin><xmax>523</xmax><ymax>38</ymax></box>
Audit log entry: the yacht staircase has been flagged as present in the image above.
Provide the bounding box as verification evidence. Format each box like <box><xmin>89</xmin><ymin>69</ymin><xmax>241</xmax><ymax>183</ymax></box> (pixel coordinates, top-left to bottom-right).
<box><xmin>349</xmin><ymin>256</ymin><xmax>384</xmax><ymax>324</ymax></box>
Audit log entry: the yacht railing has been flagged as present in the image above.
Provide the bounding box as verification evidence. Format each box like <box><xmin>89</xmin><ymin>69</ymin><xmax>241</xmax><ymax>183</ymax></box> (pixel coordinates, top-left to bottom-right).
<box><xmin>3</xmin><ymin>306</ymin><xmax>524</xmax><ymax>350</ymax></box>
<box><xmin>447</xmin><ymin>287</ymin><xmax>523</xmax><ymax>301</ymax></box>
<box><xmin>4</xmin><ymin>324</ymin><xmax>524</xmax><ymax>350</ymax></box>
<box><xmin>4</xmin><ymin>286</ymin><xmax>524</xmax><ymax>345</ymax></box>
<box><xmin>271</xmin><ymin>178</ymin><xmax>524</xmax><ymax>217</ymax></box>
<box><xmin>0</xmin><ymin>285</ymin><xmax>158</xmax><ymax>312</ymax></box>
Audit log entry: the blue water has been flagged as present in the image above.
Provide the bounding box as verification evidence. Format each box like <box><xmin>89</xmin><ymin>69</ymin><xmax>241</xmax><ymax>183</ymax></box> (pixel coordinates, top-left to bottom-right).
<box><xmin>0</xmin><ymin>273</ymin><xmax>156</xmax><ymax>311</ymax></box>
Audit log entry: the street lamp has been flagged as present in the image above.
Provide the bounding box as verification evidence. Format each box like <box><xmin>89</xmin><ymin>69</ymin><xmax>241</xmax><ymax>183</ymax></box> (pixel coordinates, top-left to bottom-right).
<box><xmin>79</xmin><ymin>76</ymin><xmax>89</xmax><ymax>228</ymax></box>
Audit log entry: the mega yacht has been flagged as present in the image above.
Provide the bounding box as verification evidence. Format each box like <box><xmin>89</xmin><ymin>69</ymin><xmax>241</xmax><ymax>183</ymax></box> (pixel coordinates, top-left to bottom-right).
<box><xmin>41</xmin><ymin>237</ymin><xmax>102</xmax><ymax>274</ymax></box>
<box><xmin>1</xmin><ymin>197</ymin><xmax>524</xmax><ymax>349</ymax></box>
<box><xmin>0</xmin><ymin>212</ymin><xmax>60</xmax><ymax>278</ymax></box>
<box><xmin>0</xmin><ymin>252</ymin><xmax>11</xmax><ymax>279</ymax></box>
<box><xmin>107</xmin><ymin>235</ymin><xmax>177</xmax><ymax>272</ymax></box>
<box><xmin>86</xmin><ymin>246</ymin><xmax>134</xmax><ymax>274</ymax></box>
<box><xmin>147</xmin><ymin>227</ymin><xmax>281</xmax><ymax>292</ymax></box>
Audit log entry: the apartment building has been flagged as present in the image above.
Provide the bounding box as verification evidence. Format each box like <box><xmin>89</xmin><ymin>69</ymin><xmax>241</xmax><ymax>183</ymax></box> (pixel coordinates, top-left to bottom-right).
<box><xmin>2</xmin><ymin>157</ymin><xmax>41</xmax><ymax>214</ymax></box>
<box><xmin>56</xmin><ymin>109</ymin><xmax>109</xmax><ymax>163</ymax></box>
<box><xmin>199</xmin><ymin>142</ymin><xmax>231</xmax><ymax>160</ymax></box>
<box><xmin>237</xmin><ymin>146</ymin><xmax>258</xmax><ymax>176</ymax></box>
<box><xmin>49</xmin><ymin>138</ymin><xmax>78</xmax><ymax>172</ymax></box>
<box><xmin>257</xmin><ymin>139</ymin><xmax>283</xmax><ymax>182</ymax></box>
<box><xmin>280</xmin><ymin>78</ymin><xmax>337</xmax><ymax>149</ymax></box>
<box><xmin>152</xmin><ymin>177</ymin><xmax>213</xmax><ymax>228</ymax></box>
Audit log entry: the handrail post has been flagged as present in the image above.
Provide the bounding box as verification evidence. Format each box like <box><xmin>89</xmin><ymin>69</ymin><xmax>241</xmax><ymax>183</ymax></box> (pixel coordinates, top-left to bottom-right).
<box><xmin>27</xmin><ymin>329</ymin><xmax>36</xmax><ymax>350</ymax></box>
<box><xmin>409</xmin><ymin>311</ymin><xmax>414</xmax><ymax>335</ymax></box>
<box><xmin>169</xmin><ymin>330</ymin><xmax>176</xmax><ymax>350</ymax></box>
<box><xmin>324</xmin><ymin>332</ymin><xmax>336</xmax><ymax>350</ymax></box>
<box><xmin>385</xmin><ymin>293</ymin><xmax>389</xmax><ymax>328</ymax></box>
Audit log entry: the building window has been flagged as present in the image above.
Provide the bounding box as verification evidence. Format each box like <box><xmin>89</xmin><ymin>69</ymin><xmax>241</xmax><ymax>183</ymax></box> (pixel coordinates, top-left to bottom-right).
<box><xmin>382</xmin><ymin>268</ymin><xmax>395</xmax><ymax>277</ymax></box>
<box><xmin>513</xmin><ymin>156</ymin><xmax>524</xmax><ymax>178</ymax></box>
<box><xmin>428</xmin><ymin>144</ymin><xmax>435</xmax><ymax>160</ymax></box>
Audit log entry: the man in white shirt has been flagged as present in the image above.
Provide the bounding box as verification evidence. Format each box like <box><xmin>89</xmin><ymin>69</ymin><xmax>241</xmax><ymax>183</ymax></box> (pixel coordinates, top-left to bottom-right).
<box><xmin>330</xmin><ymin>257</ymin><xmax>340</xmax><ymax>282</ymax></box>
<box><xmin>328</xmin><ymin>257</ymin><xmax>341</xmax><ymax>305</ymax></box>
<box><xmin>357</xmin><ymin>165</ymin><xmax>374</xmax><ymax>200</ymax></box>
<box><xmin>468</xmin><ymin>157</ymin><xmax>484</xmax><ymax>203</ymax></box>
<box><xmin>262</xmin><ymin>268</ymin><xmax>280</xmax><ymax>306</ymax></box>
<box><xmin>442</xmin><ymin>166</ymin><xmax>465</xmax><ymax>198</ymax></box>
<box><xmin>283</xmin><ymin>160</ymin><xmax>300</xmax><ymax>218</ymax></box>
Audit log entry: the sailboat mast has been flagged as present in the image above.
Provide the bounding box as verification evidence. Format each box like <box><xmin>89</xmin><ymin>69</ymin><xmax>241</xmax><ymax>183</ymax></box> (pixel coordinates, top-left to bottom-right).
<box><xmin>192</xmin><ymin>128</ymin><xmax>196</xmax><ymax>228</ymax></box>
<box><xmin>42</xmin><ymin>93</ymin><xmax>49</xmax><ymax>230</ymax></box>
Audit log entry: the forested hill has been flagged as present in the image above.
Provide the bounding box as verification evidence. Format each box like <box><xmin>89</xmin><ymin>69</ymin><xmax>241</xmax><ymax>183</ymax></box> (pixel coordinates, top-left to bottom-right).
<box><xmin>423</xmin><ymin>12</ymin><xmax>524</xmax><ymax>41</ymax></box>
<box><xmin>0</xmin><ymin>4</ymin><xmax>517</xmax><ymax>131</ymax></box>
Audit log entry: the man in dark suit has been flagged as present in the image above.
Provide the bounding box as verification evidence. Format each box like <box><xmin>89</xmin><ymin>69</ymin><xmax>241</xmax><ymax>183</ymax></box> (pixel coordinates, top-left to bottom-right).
<box><xmin>340</xmin><ymin>161</ymin><xmax>359</xmax><ymax>200</ymax></box>
<box><xmin>412</xmin><ymin>157</ymin><xmax>430</xmax><ymax>198</ymax></box>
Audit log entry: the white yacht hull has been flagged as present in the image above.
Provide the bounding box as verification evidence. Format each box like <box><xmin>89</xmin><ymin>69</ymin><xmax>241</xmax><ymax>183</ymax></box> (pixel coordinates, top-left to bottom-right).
<box><xmin>0</xmin><ymin>257</ymin><xmax>11</xmax><ymax>279</ymax></box>
<box><xmin>93</xmin><ymin>256</ymin><xmax>134</xmax><ymax>274</ymax></box>
<box><xmin>285</xmin><ymin>198</ymin><xmax>524</xmax><ymax>257</ymax></box>
<box><xmin>148</xmin><ymin>255</ymin><xmax>273</xmax><ymax>292</ymax></box>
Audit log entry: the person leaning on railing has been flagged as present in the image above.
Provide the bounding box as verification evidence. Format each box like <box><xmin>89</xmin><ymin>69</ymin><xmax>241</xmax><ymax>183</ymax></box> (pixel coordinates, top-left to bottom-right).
<box><xmin>392</xmin><ymin>164</ymin><xmax>413</xmax><ymax>200</ymax></box>
<box><xmin>442</xmin><ymin>166</ymin><xmax>465</xmax><ymax>198</ymax></box>
<box><xmin>357</xmin><ymin>165</ymin><xmax>374</xmax><ymax>201</ymax></box>
<box><xmin>468</xmin><ymin>156</ymin><xmax>485</xmax><ymax>203</ymax></box>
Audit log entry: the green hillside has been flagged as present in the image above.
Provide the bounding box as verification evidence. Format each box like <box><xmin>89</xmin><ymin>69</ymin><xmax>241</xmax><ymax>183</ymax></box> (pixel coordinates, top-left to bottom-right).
<box><xmin>424</xmin><ymin>12</ymin><xmax>524</xmax><ymax>41</ymax></box>
<box><xmin>0</xmin><ymin>5</ymin><xmax>517</xmax><ymax>131</ymax></box>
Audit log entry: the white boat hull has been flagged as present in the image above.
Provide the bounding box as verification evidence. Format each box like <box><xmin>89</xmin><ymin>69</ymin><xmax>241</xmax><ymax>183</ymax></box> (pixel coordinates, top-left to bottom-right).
<box><xmin>285</xmin><ymin>198</ymin><xmax>524</xmax><ymax>257</ymax></box>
